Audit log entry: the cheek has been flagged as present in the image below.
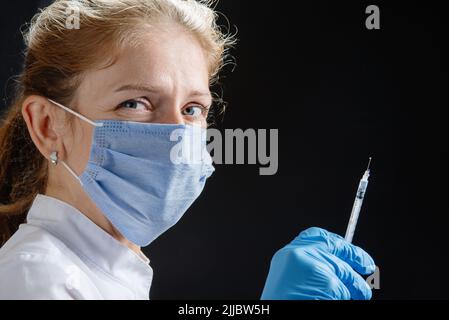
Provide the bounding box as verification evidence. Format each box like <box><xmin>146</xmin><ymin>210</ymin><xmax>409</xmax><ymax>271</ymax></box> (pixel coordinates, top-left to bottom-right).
<box><xmin>69</xmin><ymin>121</ymin><xmax>94</xmax><ymax>173</ymax></box>
<box><xmin>201</xmin><ymin>118</ymin><xmax>208</xmax><ymax>129</ymax></box>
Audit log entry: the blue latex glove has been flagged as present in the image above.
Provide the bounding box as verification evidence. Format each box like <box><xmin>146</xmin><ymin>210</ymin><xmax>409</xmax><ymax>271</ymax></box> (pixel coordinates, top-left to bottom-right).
<box><xmin>261</xmin><ymin>227</ymin><xmax>376</xmax><ymax>300</ymax></box>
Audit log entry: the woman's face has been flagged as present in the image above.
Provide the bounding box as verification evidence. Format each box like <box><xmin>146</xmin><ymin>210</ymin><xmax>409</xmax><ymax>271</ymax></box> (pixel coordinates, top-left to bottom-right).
<box><xmin>20</xmin><ymin>23</ymin><xmax>213</xmax><ymax>246</ymax></box>
<box><xmin>61</xmin><ymin>24</ymin><xmax>212</xmax><ymax>176</ymax></box>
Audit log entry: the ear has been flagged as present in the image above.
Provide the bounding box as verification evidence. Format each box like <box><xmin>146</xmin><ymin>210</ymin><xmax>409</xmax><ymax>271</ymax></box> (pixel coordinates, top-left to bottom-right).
<box><xmin>21</xmin><ymin>95</ymin><xmax>62</xmax><ymax>161</ymax></box>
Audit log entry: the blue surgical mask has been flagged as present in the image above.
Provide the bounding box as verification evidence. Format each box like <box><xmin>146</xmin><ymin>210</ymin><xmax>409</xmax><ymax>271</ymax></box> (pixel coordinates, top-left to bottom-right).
<box><xmin>48</xmin><ymin>99</ymin><xmax>214</xmax><ymax>246</ymax></box>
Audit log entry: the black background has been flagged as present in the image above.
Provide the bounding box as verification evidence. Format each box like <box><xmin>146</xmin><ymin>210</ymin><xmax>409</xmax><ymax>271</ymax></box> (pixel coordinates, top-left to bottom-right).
<box><xmin>1</xmin><ymin>1</ymin><xmax>447</xmax><ymax>299</ymax></box>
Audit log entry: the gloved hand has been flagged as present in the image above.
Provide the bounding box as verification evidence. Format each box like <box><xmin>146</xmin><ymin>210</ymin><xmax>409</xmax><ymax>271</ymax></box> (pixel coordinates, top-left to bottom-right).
<box><xmin>261</xmin><ymin>227</ymin><xmax>376</xmax><ymax>300</ymax></box>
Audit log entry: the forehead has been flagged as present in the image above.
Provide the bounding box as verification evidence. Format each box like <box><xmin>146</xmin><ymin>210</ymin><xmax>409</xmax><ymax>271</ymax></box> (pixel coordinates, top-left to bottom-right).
<box><xmin>78</xmin><ymin>25</ymin><xmax>210</xmax><ymax>98</ymax></box>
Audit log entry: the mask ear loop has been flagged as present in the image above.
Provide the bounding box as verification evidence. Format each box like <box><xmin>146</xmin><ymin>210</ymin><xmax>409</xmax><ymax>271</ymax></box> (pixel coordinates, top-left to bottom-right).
<box><xmin>49</xmin><ymin>151</ymin><xmax>84</xmax><ymax>186</ymax></box>
<box><xmin>47</xmin><ymin>99</ymin><xmax>104</xmax><ymax>187</ymax></box>
<box><xmin>47</xmin><ymin>99</ymin><xmax>103</xmax><ymax>127</ymax></box>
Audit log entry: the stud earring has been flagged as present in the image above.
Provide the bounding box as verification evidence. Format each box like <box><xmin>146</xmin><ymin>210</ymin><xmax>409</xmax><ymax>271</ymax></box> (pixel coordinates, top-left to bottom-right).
<box><xmin>50</xmin><ymin>151</ymin><xmax>58</xmax><ymax>165</ymax></box>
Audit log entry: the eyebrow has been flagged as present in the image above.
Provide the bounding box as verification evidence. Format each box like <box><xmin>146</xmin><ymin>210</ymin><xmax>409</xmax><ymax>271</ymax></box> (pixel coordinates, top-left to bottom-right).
<box><xmin>114</xmin><ymin>83</ymin><xmax>212</xmax><ymax>100</ymax></box>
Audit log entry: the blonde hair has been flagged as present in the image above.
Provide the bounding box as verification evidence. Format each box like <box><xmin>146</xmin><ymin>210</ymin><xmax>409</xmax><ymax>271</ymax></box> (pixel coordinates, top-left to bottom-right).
<box><xmin>0</xmin><ymin>0</ymin><xmax>235</xmax><ymax>245</ymax></box>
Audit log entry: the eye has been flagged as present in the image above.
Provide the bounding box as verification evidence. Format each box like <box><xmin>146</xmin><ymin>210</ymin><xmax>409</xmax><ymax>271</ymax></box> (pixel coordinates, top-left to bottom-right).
<box><xmin>117</xmin><ymin>98</ymin><xmax>150</xmax><ymax>111</ymax></box>
<box><xmin>182</xmin><ymin>105</ymin><xmax>207</xmax><ymax>118</ymax></box>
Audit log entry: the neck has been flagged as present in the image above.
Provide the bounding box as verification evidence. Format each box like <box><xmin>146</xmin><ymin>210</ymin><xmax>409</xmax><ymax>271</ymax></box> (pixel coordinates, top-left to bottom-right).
<box><xmin>45</xmin><ymin>185</ymin><xmax>143</xmax><ymax>258</ymax></box>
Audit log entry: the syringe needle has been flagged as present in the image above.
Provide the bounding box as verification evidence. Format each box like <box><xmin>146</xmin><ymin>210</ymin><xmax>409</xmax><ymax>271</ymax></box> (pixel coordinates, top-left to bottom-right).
<box><xmin>366</xmin><ymin>157</ymin><xmax>372</xmax><ymax>171</ymax></box>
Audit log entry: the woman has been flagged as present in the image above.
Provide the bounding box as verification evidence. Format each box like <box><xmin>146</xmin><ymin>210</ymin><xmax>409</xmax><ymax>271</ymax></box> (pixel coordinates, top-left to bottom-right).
<box><xmin>0</xmin><ymin>0</ymin><xmax>375</xmax><ymax>300</ymax></box>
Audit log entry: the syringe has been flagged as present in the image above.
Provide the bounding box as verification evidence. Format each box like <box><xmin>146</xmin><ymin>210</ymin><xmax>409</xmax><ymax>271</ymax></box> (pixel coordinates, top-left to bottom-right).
<box><xmin>344</xmin><ymin>157</ymin><xmax>372</xmax><ymax>243</ymax></box>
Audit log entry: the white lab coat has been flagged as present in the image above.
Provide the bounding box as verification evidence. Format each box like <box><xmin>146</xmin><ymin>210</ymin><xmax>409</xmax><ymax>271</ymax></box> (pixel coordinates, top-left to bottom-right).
<box><xmin>0</xmin><ymin>194</ymin><xmax>153</xmax><ymax>300</ymax></box>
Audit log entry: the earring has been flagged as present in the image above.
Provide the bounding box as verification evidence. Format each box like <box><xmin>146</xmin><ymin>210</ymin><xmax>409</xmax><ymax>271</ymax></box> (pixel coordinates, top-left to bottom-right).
<box><xmin>50</xmin><ymin>151</ymin><xmax>58</xmax><ymax>165</ymax></box>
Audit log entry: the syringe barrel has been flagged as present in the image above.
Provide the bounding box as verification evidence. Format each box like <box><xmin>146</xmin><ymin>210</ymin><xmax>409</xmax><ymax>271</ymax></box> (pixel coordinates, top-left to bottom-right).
<box><xmin>344</xmin><ymin>171</ymin><xmax>370</xmax><ymax>243</ymax></box>
<box><xmin>345</xmin><ymin>195</ymin><xmax>364</xmax><ymax>243</ymax></box>
<box><xmin>356</xmin><ymin>179</ymin><xmax>369</xmax><ymax>199</ymax></box>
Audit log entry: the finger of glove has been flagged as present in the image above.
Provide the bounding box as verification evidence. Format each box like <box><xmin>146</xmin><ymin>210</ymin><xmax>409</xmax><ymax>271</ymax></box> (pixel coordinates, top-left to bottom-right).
<box><xmin>297</xmin><ymin>227</ymin><xmax>376</xmax><ymax>275</ymax></box>
<box><xmin>319</xmin><ymin>251</ymin><xmax>373</xmax><ymax>300</ymax></box>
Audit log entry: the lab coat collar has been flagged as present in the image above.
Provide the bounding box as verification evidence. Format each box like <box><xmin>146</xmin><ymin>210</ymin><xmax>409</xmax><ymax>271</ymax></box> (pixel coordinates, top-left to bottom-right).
<box><xmin>26</xmin><ymin>194</ymin><xmax>153</xmax><ymax>297</ymax></box>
